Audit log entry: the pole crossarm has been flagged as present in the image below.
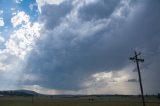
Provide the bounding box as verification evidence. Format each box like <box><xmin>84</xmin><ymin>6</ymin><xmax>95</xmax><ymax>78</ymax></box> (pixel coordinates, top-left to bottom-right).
<box><xmin>130</xmin><ymin>57</ymin><xmax>144</xmax><ymax>62</ymax></box>
<box><xmin>130</xmin><ymin>51</ymin><xmax>145</xmax><ymax>106</ymax></box>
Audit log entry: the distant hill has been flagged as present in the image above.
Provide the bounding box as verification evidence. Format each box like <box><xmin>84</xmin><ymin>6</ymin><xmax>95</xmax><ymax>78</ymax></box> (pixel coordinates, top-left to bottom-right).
<box><xmin>1</xmin><ymin>90</ymin><xmax>157</xmax><ymax>98</ymax></box>
<box><xmin>0</xmin><ymin>90</ymin><xmax>40</xmax><ymax>96</ymax></box>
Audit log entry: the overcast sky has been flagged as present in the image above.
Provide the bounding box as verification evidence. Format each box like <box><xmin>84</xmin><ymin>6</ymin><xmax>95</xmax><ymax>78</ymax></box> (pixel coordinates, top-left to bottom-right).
<box><xmin>0</xmin><ymin>0</ymin><xmax>160</xmax><ymax>95</ymax></box>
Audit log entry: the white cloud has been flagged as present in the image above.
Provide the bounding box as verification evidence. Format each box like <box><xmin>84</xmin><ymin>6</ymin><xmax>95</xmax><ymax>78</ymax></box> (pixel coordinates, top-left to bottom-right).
<box><xmin>11</xmin><ymin>8</ymin><xmax>15</xmax><ymax>11</ymax></box>
<box><xmin>15</xmin><ymin>0</ymin><xmax>23</xmax><ymax>4</ymax></box>
<box><xmin>36</xmin><ymin>0</ymin><xmax>65</xmax><ymax>13</ymax></box>
<box><xmin>29</xmin><ymin>4</ymin><xmax>34</xmax><ymax>11</ymax></box>
<box><xmin>93</xmin><ymin>71</ymin><xmax>113</xmax><ymax>81</ymax></box>
<box><xmin>0</xmin><ymin>18</ymin><xmax>4</xmax><ymax>26</ymax></box>
<box><xmin>0</xmin><ymin>14</ymin><xmax>41</xmax><ymax>90</ymax></box>
<box><xmin>11</xmin><ymin>11</ymin><xmax>30</xmax><ymax>28</ymax></box>
<box><xmin>5</xmin><ymin>22</ymin><xmax>41</xmax><ymax>59</ymax></box>
<box><xmin>0</xmin><ymin>35</ymin><xmax>5</xmax><ymax>43</ymax></box>
<box><xmin>22</xmin><ymin>85</ymin><xmax>60</xmax><ymax>95</ymax></box>
<box><xmin>0</xmin><ymin>33</ymin><xmax>5</xmax><ymax>43</ymax></box>
<box><xmin>79</xmin><ymin>66</ymin><xmax>139</xmax><ymax>95</ymax></box>
<box><xmin>29</xmin><ymin>3</ymin><xmax>38</xmax><ymax>11</ymax></box>
<box><xmin>0</xmin><ymin>63</ymin><xmax>9</xmax><ymax>72</ymax></box>
<box><xmin>0</xmin><ymin>10</ymin><xmax>3</xmax><ymax>15</ymax></box>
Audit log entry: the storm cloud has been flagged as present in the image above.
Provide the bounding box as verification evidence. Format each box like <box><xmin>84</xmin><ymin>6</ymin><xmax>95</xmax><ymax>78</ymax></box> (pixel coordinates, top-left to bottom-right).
<box><xmin>39</xmin><ymin>0</ymin><xmax>73</xmax><ymax>29</ymax></box>
<box><xmin>24</xmin><ymin>0</ymin><xmax>160</xmax><ymax>93</ymax></box>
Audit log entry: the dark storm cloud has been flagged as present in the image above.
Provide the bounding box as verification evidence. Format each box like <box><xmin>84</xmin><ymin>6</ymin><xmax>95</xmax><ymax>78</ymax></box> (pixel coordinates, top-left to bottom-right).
<box><xmin>39</xmin><ymin>0</ymin><xmax>73</xmax><ymax>30</ymax></box>
<box><xmin>127</xmin><ymin>79</ymin><xmax>138</xmax><ymax>83</ymax></box>
<box><xmin>24</xmin><ymin>0</ymin><xmax>160</xmax><ymax>92</ymax></box>
<box><xmin>78</xmin><ymin>0</ymin><xmax>120</xmax><ymax>21</ymax></box>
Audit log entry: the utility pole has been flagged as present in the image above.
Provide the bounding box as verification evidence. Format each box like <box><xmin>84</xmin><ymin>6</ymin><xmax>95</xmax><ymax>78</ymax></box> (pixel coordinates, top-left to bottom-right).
<box><xmin>130</xmin><ymin>51</ymin><xmax>145</xmax><ymax>106</ymax></box>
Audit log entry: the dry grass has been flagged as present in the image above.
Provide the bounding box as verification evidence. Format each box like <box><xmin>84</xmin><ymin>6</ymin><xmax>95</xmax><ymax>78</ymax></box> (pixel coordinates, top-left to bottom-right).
<box><xmin>0</xmin><ymin>96</ymin><xmax>159</xmax><ymax>106</ymax></box>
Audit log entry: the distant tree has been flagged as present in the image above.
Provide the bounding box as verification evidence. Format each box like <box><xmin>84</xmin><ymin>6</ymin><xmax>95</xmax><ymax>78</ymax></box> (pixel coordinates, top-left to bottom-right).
<box><xmin>88</xmin><ymin>98</ymin><xmax>94</xmax><ymax>102</ymax></box>
<box><xmin>157</xmin><ymin>93</ymin><xmax>160</xmax><ymax>99</ymax></box>
<box><xmin>145</xmin><ymin>94</ymin><xmax>148</xmax><ymax>97</ymax></box>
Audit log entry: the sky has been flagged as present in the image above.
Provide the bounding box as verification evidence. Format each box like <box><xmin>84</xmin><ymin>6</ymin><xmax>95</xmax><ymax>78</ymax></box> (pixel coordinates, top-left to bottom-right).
<box><xmin>0</xmin><ymin>0</ymin><xmax>160</xmax><ymax>95</ymax></box>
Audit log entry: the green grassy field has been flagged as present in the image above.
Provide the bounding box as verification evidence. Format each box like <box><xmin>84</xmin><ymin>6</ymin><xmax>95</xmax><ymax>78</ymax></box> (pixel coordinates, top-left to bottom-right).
<box><xmin>0</xmin><ymin>96</ymin><xmax>160</xmax><ymax>106</ymax></box>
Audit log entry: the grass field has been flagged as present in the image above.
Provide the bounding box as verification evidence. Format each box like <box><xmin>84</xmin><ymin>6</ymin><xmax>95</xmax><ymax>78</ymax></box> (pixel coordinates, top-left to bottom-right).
<box><xmin>0</xmin><ymin>96</ymin><xmax>160</xmax><ymax>106</ymax></box>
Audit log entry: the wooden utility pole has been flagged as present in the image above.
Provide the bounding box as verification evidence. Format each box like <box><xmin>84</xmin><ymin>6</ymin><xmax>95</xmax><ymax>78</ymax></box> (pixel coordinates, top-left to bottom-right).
<box><xmin>130</xmin><ymin>51</ymin><xmax>145</xmax><ymax>106</ymax></box>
